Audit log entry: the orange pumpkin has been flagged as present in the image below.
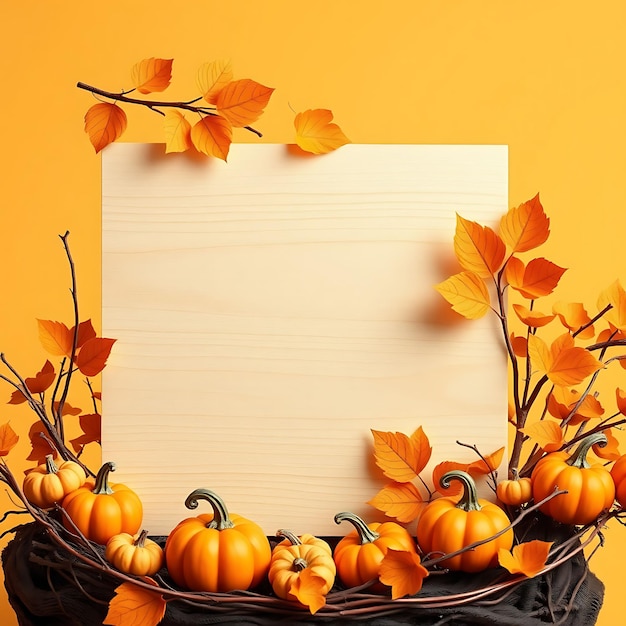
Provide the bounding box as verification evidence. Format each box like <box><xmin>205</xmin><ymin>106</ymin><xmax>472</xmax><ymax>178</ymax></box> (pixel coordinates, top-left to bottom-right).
<box><xmin>105</xmin><ymin>529</ymin><xmax>164</xmax><ymax>576</ymax></box>
<box><xmin>496</xmin><ymin>470</ymin><xmax>532</xmax><ymax>507</ymax></box>
<box><xmin>531</xmin><ymin>432</ymin><xmax>615</xmax><ymax>525</ymax></box>
<box><xmin>333</xmin><ymin>511</ymin><xmax>416</xmax><ymax>588</ymax></box>
<box><xmin>61</xmin><ymin>461</ymin><xmax>143</xmax><ymax>545</ymax></box>
<box><xmin>164</xmin><ymin>488</ymin><xmax>271</xmax><ymax>592</ymax></box>
<box><xmin>274</xmin><ymin>529</ymin><xmax>332</xmax><ymax>555</ymax></box>
<box><xmin>23</xmin><ymin>454</ymin><xmax>87</xmax><ymax>508</ymax></box>
<box><xmin>610</xmin><ymin>453</ymin><xmax>626</xmax><ymax>507</ymax></box>
<box><xmin>416</xmin><ymin>470</ymin><xmax>513</xmax><ymax>573</ymax></box>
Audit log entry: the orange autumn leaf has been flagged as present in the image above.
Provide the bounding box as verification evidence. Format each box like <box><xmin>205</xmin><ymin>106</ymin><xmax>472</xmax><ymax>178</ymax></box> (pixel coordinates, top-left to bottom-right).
<box><xmin>616</xmin><ymin>388</ymin><xmax>626</xmax><ymax>415</ymax></box>
<box><xmin>434</xmin><ymin>271</ymin><xmax>491</xmax><ymax>320</ymax></box>
<box><xmin>499</xmin><ymin>193</ymin><xmax>550</xmax><ymax>254</ymax></box>
<box><xmin>215</xmin><ymin>78</ymin><xmax>274</xmax><ymax>127</ymax></box>
<box><xmin>432</xmin><ymin>460</ymin><xmax>470</xmax><ymax>496</ymax></box>
<box><xmin>371</xmin><ymin>428</ymin><xmax>432</xmax><ymax>483</ymax></box>
<box><xmin>468</xmin><ymin>446</ymin><xmax>505</xmax><ymax>477</ymax></box>
<box><xmin>74</xmin><ymin>337</ymin><xmax>116</xmax><ymax>377</ymax></box>
<box><xmin>597</xmin><ymin>280</ymin><xmax>626</xmax><ymax>332</ymax></box>
<box><xmin>7</xmin><ymin>388</ymin><xmax>27</xmax><ymax>405</ymax></box>
<box><xmin>52</xmin><ymin>401</ymin><xmax>82</xmax><ymax>417</ymax></box>
<box><xmin>294</xmin><ymin>109</ymin><xmax>351</xmax><ymax>155</ymax></box>
<box><xmin>73</xmin><ymin>319</ymin><xmax>98</xmax><ymax>350</ymax></box>
<box><xmin>454</xmin><ymin>215</ymin><xmax>506</xmax><ymax>278</ymax></box>
<box><xmin>37</xmin><ymin>319</ymin><xmax>73</xmax><ymax>357</ymax></box>
<box><xmin>197</xmin><ymin>59</ymin><xmax>233</xmax><ymax>104</ymax></box>
<box><xmin>512</xmin><ymin>303</ymin><xmax>555</xmax><ymax>328</ymax></box>
<box><xmin>594</xmin><ymin>428</ymin><xmax>621</xmax><ymax>461</ymax></box>
<box><xmin>522</xmin><ymin>420</ymin><xmax>565</xmax><ymax>452</ymax></box>
<box><xmin>506</xmin><ymin>257</ymin><xmax>567</xmax><ymax>300</ymax></box>
<box><xmin>70</xmin><ymin>413</ymin><xmax>102</xmax><ymax>454</ymax></box>
<box><xmin>0</xmin><ymin>422</ymin><xmax>19</xmax><ymax>456</ymax></box>
<box><xmin>510</xmin><ymin>333</ymin><xmax>528</xmax><ymax>358</ymax></box>
<box><xmin>26</xmin><ymin>422</ymin><xmax>55</xmax><ymax>463</ymax></box>
<box><xmin>190</xmin><ymin>115</ymin><xmax>232</xmax><ymax>161</ymax></box>
<box><xmin>498</xmin><ymin>540</ymin><xmax>553</xmax><ymax>578</ymax></box>
<box><xmin>131</xmin><ymin>57</ymin><xmax>173</xmax><ymax>94</ymax></box>
<box><xmin>25</xmin><ymin>360</ymin><xmax>56</xmax><ymax>394</ymax></box>
<box><xmin>547</xmin><ymin>387</ymin><xmax>604</xmax><ymax>426</ymax></box>
<box><xmin>552</xmin><ymin>301</ymin><xmax>594</xmax><ymax>339</ymax></box>
<box><xmin>103</xmin><ymin>581</ymin><xmax>166</xmax><ymax>626</ymax></box>
<box><xmin>84</xmin><ymin>102</ymin><xmax>127</xmax><ymax>153</ymax></box>
<box><xmin>379</xmin><ymin>549</ymin><xmax>429</xmax><ymax>599</ymax></box>
<box><xmin>163</xmin><ymin>110</ymin><xmax>192</xmax><ymax>154</ymax></box>
<box><xmin>289</xmin><ymin>569</ymin><xmax>328</xmax><ymax>614</ymax></box>
<box><xmin>368</xmin><ymin>482</ymin><xmax>428</xmax><ymax>523</ymax></box>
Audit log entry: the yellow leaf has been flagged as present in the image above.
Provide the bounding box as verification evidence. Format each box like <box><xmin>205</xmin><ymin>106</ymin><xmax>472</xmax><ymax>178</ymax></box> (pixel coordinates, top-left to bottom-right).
<box><xmin>522</xmin><ymin>420</ymin><xmax>565</xmax><ymax>452</ymax></box>
<box><xmin>0</xmin><ymin>422</ymin><xmax>19</xmax><ymax>456</ymax></box>
<box><xmin>197</xmin><ymin>60</ymin><xmax>233</xmax><ymax>104</ymax></box>
<box><xmin>371</xmin><ymin>428</ymin><xmax>432</xmax><ymax>482</ymax></box>
<box><xmin>131</xmin><ymin>58</ymin><xmax>173</xmax><ymax>94</ymax></box>
<box><xmin>84</xmin><ymin>102</ymin><xmax>127</xmax><ymax>153</ymax></box>
<box><xmin>215</xmin><ymin>78</ymin><xmax>274</xmax><ymax>127</ymax></box>
<box><xmin>163</xmin><ymin>110</ymin><xmax>192</xmax><ymax>153</ymax></box>
<box><xmin>498</xmin><ymin>540</ymin><xmax>553</xmax><ymax>578</ymax></box>
<box><xmin>379</xmin><ymin>548</ymin><xmax>429</xmax><ymax>599</ymax></box>
<box><xmin>453</xmin><ymin>214</ymin><xmax>506</xmax><ymax>278</ymax></box>
<box><xmin>104</xmin><ymin>582</ymin><xmax>166</xmax><ymax>626</ymax></box>
<box><xmin>499</xmin><ymin>193</ymin><xmax>550</xmax><ymax>253</ymax></box>
<box><xmin>294</xmin><ymin>109</ymin><xmax>351</xmax><ymax>155</ymax></box>
<box><xmin>289</xmin><ymin>569</ymin><xmax>327</xmax><ymax>615</ymax></box>
<box><xmin>512</xmin><ymin>303</ymin><xmax>555</xmax><ymax>328</ymax></box>
<box><xmin>190</xmin><ymin>115</ymin><xmax>232</xmax><ymax>161</ymax></box>
<box><xmin>527</xmin><ymin>334</ymin><xmax>552</xmax><ymax>376</ymax></box>
<box><xmin>37</xmin><ymin>319</ymin><xmax>73</xmax><ymax>357</ymax></box>
<box><xmin>597</xmin><ymin>280</ymin><xmax>626</xmax><ymax>332</ymax></box>
<box><xmin>368</xmin><ymin>482</ymin><xmax>428</xmax><ymax>523</ymax></box>
<box><xmin>434</xmin><ymin>271</ymin><xmax>491</xmax><ymax>319</ymax></box>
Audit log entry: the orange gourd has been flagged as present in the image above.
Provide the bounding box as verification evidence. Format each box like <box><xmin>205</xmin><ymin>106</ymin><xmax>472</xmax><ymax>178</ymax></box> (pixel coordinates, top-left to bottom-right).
<box><xmin>610</xmin><ymin>453</ymin><xmax>626</xmax><ymax>507</ymax></box>
<box><xmin>164</xmin><ymin>488</ymin><xmax>271</xmax><ymax>592</ymax></box>
<box><xmin>333</xmin><ymin>511</ymin><xmax>416</xmax><ymax>588</ymax></box>
<box><xmin>61</xmin><ymin>461</ymin><xmax>143</xmax><ymax>545</ymax></box>
<box><xmin>23</xmin><ymin>454</ymin><xmax>87</xmax><ymax>508</ymax></box>
<box><xmin>105</xmin><ymin>529</ymin><xmax>164</xmax><ymax>576</ymax></box>
<box><xmin>531</xmin><ymin>432</ymin><xmax>615</xmax><ymax>525</ymax></box>
<box><xmin>274</xmin><ymin>529</ymin><xmax>332</xmax><ymax>555</ymax></box>
<box><xmin>416</xmin><ymin>470</ymin><xmax>513</xmax><ymax>573</ymax></box>
<box><xmin>496</xmin><ymin>470</ymin><xmax>532</xmax><ymax>507</ymax></box>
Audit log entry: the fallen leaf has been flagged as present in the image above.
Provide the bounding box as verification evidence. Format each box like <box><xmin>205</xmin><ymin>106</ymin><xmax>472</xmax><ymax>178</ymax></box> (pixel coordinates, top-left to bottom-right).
<box><xmin>75</xmin><ymin>337</ymin><xmax>116</xmax><ymax>377</ymax></box>
<box><xmin>289</xmin><ymin>569</ymin><xmax>328</xmax><ymax>615</ymax></box>
<box><xmin>552</xmin><ymin>302</ymin><xmax>594</xmax><ymax>339</ymax></box>
<box><xmin>294</xmin><ymin>109</ymin><xmax>351</xmax><ymax>155</ymax></box>
<box><xmin>371</xmin><ymin>428</ymin><xmax>431</xmax><ymax>482</ymax></box>
<box><xmin>434</xmin><ymin>271</ymin><xmax>491</xmax><ymax>319</ymax></box>
<box><xmin>522</xmin><ymin>420</ymin><xmax>565</xmax><ymax>452</ymax></box>
<box><xmin>368</xmin><ymin>482</ymin><xmax>428</xmax><ymax>523</ymax></box>
<box><xmin>215</xmin><ymin>78</ymin><xmax>274</xmax><ymax>127</ymax></box>
<box><xmin>103</xmin><ymin>581</ymin><xmax>166</xmax><ymax>626</ymax></box>
<box><xmin>25</xmin><ymin>360</ymin><xmax>56</xmax><ymax>394</ymax></box>
<box><xmin>506</xmin><ymin>257</ymin><xmax>567</xmax><ymax>299</ymax></box>
<box><xmin>37</xmin><ymin>319</ymin><xmax>73</xmax><ymax>357</ymax></box>
<box><xmin>0</xmin><ymin>423</ymin><xmax>19</xmax><ymax>456</ymax></box>
<box><xmin>498</xmin><ymin>540</ymin><xmax>553</xmax><ymax>578</ymax></box>
<box><xmin>512</xmin><ymin>303</ymin><xmax>555</xmax><ymax>328</ymax></box>
<box><xmin>454</xmin><ymin>214</ymin><xmax>506</xmax><ymax>278</ymax></box>
<box><xmin>379</xmin><ymin>548</ymin><xmax>429</xmax><ymax>599</ymax></box>
<box><xmin>84</xmin><ymin>102</ymin><xmax>127</xmax><ymax>153</ymax></box>
<box><xmin>499</xmin><ymin>193</ymin><xmax>550</xmax><ymax>253</ymax></box>
<box><xmin>190</xmin><ymin>115</ymin><xmax>232</xmax><ymax>161</ymax></box>
<box><xmin>197</xmin><ymin>60</ymin><xmax>233</xmax><ymax>104</ymax></box>
<box><xmin>131</xmin><ymin>58</ymin><xmax>173</xmax><ymax>94</ymax></box>
<box><xmin>597</xmin><ymin>280</ymin><xmax>626</xmax><ymax>332</ymax></box>
<box><xmin>163</xmin><ymin>110</ymin><xmax>192</xmax><ymax>153</ymax></box>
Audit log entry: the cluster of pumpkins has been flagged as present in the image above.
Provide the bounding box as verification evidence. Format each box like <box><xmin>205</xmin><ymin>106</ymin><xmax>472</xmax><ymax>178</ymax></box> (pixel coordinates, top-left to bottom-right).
<box><xmin>20</xmin><ymin>431</ymin><xmax>626</xmax><ymax>603</ymax></box>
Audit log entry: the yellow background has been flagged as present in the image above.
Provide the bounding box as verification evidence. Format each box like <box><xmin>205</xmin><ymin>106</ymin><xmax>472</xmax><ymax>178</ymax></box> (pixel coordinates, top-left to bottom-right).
<box><xmin>1</xmin><ymin>1</ymin><xmax>625</xmax><ymax>624</ymax></box>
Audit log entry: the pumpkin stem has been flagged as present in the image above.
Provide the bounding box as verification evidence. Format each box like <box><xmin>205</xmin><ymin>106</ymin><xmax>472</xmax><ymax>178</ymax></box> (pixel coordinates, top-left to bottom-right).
<box><xmin>92</xmin><ymin>461</ymin><xmax>116</xmax><ymax>495</ymax></box>
<box><xmin>334</xmin><ymin>511</ymin><xmax>380</xmax><ymax>544</ymax></box>
<box><xmin>45</xmin><ymin>454</ymin><xmax>59</xmax><ymax>475</ymax></box>
<box><xmin>276</xmin><ymin>529</ymin><xmax>301</xmax><ymax>545</ymax></box>
<box><xmin>134</xmin><ymin>529</ymin><xmax>149</xmax><ymax>548</ymax></box>
<box><xmin>292</xmin><ymin>557</ymin><xmax>308</xmax><ymax>571</ymax></box>
<box><xmin>567</xmin><ymin>432</ymin><xmax>607</xmax><ymax>469</ymax></box>
<box><xmin>185</xmin><ymin>488</ymin><xmax>235</xmax><ymax>530</ymax></box>
<box><xmin>441</xmin><ymin>470</ymin><xmax>482</xmax><ymax>512</ymax></box>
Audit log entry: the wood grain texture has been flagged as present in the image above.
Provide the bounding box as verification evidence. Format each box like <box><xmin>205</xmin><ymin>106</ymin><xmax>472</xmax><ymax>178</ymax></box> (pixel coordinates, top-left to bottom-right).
<box><xmin>102</xmin><ymin>143</ymin><xmax>508</xmax><ymax>535</ymax></box>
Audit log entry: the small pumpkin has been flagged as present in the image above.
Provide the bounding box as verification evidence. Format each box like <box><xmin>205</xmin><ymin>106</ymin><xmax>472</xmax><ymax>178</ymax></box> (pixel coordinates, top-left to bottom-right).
<box><xmin>274</xmin><ymin>529</ymin><xmax>332</xmax><ymax>555</ymax></box>
<box><xmin>61</xmin><ymin>461</ymin><xmax>143</xmax><ymax>545</ymax></box>
<box><xmin>531</xmin><ymin>432</ymin><xmax>615</xmax><ymax>525</ymax></box>
<box><xmin>268</xmin><ymin>530</ymin><xmax>336</xmax><ymax>606</ymax></box>
<box><xmin>496</xmin><ymin>469</ymin><xmax>532</xmax><ymax>507</ymax></box>
<box><xmin>164</xmin><ymin>488</ymin><xmax>271</xmax><ymax>592</ymax></box>
<box><xmin>610</xmin><ymin>453</ymin><xmax>626</xmax><ymax>507</ymax></box>
<box><xmin>333</xmin><ymin>511</ymin><xmax>416</xmax><ymax>588</ymax></box>
<box><xmin>416</xmin><ymin>470</ymin><xmax>513</xmax><ymax>573</ymax></box>
<box><xmin>23</xmin><ymin>454</ymin><xmax>87</xmax><ymax>508</ymax></box>
<box><xmin>105</xmin><ymin>529</ymin><xmax>164</xmax><ymax>576</ymax></box>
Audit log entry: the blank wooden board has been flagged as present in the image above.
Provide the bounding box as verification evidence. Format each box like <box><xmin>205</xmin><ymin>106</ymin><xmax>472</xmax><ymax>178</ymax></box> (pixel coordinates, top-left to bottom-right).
<box><xmin>101</xmin><ymin>143</ymin><xmax>508</xmax><ymax>536</ymax></box>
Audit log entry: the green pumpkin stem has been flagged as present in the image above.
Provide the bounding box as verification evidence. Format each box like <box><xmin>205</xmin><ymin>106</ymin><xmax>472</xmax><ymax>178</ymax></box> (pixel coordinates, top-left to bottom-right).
<box><xmin>45</xmin><ymin>454</ymin><xmax>59</xmax><ymax>475</ymax></box>
<box><xmin>441</xmin><ymin>470</ymin><xmax>482</xmax><ymax>512</ymax></box>
<box><xmin>292</xmin><ymin>557</ymin><xmax>308</xmax><ymax>571</ymax></box>
<box><xmin>334</xmin><ymin>511</ymin><xmax>380</xmax><ymax>544</ymax></box>
<box><xmin>567</xmin><ymin>432</ymin><xmax>607</xmax><ymax>469</ymax></box>
<box><xmin>276</xmin><ymin>529</ymin><xmax>301</xmax><ymax>545</ymax></box>
<box><xmin>92</xmin><ymin>461</ymin><xmax>116</xmax><ymax>495</ymax></box>
<box><xmin>185</xmin><ymin>488</ymin><xmax>234</xmax><ymax>530</ymax></box>
<box><xmin>134</xmin><ymin>529</ymin><xmax>149</xmax><ymax>548</ymax></box>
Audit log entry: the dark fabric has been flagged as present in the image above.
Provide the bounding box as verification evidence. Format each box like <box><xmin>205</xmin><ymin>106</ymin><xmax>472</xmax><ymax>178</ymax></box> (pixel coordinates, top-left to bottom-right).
<box><xmin>3</xmin><ymin>521</ymin><xmax>604</xmax><ymax>626</ymax></box>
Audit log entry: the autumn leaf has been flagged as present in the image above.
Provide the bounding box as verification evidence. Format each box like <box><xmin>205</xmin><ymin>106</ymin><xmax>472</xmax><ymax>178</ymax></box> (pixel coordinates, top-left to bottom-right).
<box><xmin>215</xmin><ymin>78</ymin><xmax>274</xmax><ymax>127</ymax></box>
<box><xmin>73</xmin><ymin>319</ymin><xmax>98</xmax><ymax>349</ymax></box>
<box><xmin>510</xmin><ymin>333</ymin><xmax>528</xmax><ymax>358</ymax></box>
<box><xmin>70</xmin><ymin>413</ymin><xmax>102</xmax><ymax>454</ymax></box>
<box><xmin>498</xmin><ymin>540</ymin><xmax>553</xmax><ymax>578</ymax></box>
<box><xmin>0</xmin><ymin>423</ymin><xmax>19</xmax><ymax>456</ymax></box>
<box><xmin>7</xmin><ymin>388</ymin><xmax>27</xmax><ymax>405</ymax></box>
<box><xmin>197</xmin><ymin>60</ymin><xmax>233</xmax><ymax>104</ymax></box>
<box><xmin>26</xmin><ymin>422</ymin><xmax>55</xmax><ymax>463</ymax></box>
<box><xmin>594</xmin><ymin>428</ymin><xmax>621</xmax><ymax>461</ymax></box>
<box><xmin>522</xmin><ymin>420</ymin><xmax>565</xmax><ymax>452</ymax></box>
<box><xmin>434</xmin><ymin>271</ymin><xmax>491</xmax><ymax>319</ymax></box>
<box><xmin>505</xmin><ymin>257</ymin><xmax>567</xmax><ymax>300</ymax></box>
<box><xmin>163</xmin><ymin>110</ymin><xmax>192</xmax><ymax>154</ymax></box>
<box><xmin>103</xmin><ymin>581</ymin><xmax>166</xmax><ymax>626</ymax></box>
<box><xmin>379</xmin><ymin>549</ymin><xmax>429</xmax><ymax>599</ymax></box>
<box><xmin>131</xmin><ymin>58</ymin><xmax>173</xmax><ymax>94</ymax></box>
<box><xmin>499</xmin><ymin>193</ymin><xmax>550</xmax><ymax>253</ymax></box>
<box><xmin>37</xmin><ymin>319</ymin><xmax>73</xmax><ymax>357</ymax></box>
<box><xmin>468</xmin><ymin>446</ymin><xmax>505</xmax><ymax>477</ymax></box>
<box><xmin>190</xmin><ymin>115</ymin><xmax>232</xmax><ymax>161</ymax></box>
<box><xmin>74</xmin><ymin>337</ymin><xmax>116</xmax><ymax>377</ymax></box>
<box><xmin>52</xmin><ymin>401</ymin><xmax>82</xmax><ymax>417</ymax></box>
<box><xmin>512</xmin><ymin>303</ymin><xmax>555</xmax><ymax>328</ymax></box>
<box><xmin>432</xmin><ymin>460</ymin><xmax>470</xmax><ymax>496</ymax></box>
<box><xmin>371</xmin><ymin>428</ymin><xmax>431</xmax><ymax>482</ymax></box>
<box><xmin>552</xmin><ymin>301</ymin><xmax>594</xmax><ymax>339</ymax></box>
<box><xmin>453</xmin><ymin>214</ymin><xmax>505</xmax><ymax>278</ymax></box>
<box><xmin>368</xmin><ymin>482</ymin><xmax>428</xmax><ymax>523</ymax></box>
<box><xmin>289</xmin><ymin>569</ymin><xmax>328</xmax><ymax>614</ymax></box>
<box><xmin>547</xmin><ymin>387</ymin><xmax>604</xmax><ymax>426</ymax></box>
<box><xmin>84</xmin><ymin>102</ymin><xmax>127</xmax><ymax>153</ymax></box>
<box><xmin>25</xmin><ymin>360</ymin><xmax>56</xmax><ymax>394</ymax></box>
<box><xmin>616</xmin><ymin>388</ymin><xmax>626</xmax><ymax>415</ymax></box>
<box><xmin>597</xmin><ymin>280</ymin><xmax>626</xmax><ymax>332</ymax></box>
<box><xmin>294</xmin><ymin>109</ymin><xmax>351</xmax><ymax>155</ymax></box>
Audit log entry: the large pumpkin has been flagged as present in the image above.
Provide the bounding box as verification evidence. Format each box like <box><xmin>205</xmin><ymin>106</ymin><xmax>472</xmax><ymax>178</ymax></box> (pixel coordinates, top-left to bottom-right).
<box><xmin>23</xmin><ymin>454</ymin><xmax>87</xmax><ymax>508</ymax></box>
<box><xmin>531</xmin><ymin>432</ymin><xmax>615</xmax><ymax>525</ymax></box>
<box><xmin>61</xmin><ymin>461</ymin><xmax>143</xmax><ymax>545</ymax></box>
<box><xmin>164</xmin><ymin>488</ymin><xmax>271</xmax><ymax>592</ymax></box>
<box><xmin>416</xmin><ymin>470</ymin><xmax>513</xmax><ymax>573</ymax></box>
